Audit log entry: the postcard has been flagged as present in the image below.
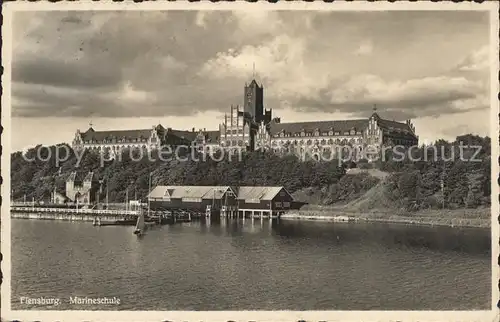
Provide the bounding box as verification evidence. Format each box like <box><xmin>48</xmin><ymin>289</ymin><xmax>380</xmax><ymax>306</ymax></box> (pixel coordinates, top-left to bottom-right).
<box><xmin>1</xmin><ymin>1</ymin><xmax>498</xmax><ymax>321</ymax></box>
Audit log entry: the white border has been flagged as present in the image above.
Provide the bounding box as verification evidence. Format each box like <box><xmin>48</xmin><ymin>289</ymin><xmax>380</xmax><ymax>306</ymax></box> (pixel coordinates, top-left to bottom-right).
<box><xmin>1</xmin><ymin>1</ymin><xmax>499</xmax><ymax>321</ymax></box>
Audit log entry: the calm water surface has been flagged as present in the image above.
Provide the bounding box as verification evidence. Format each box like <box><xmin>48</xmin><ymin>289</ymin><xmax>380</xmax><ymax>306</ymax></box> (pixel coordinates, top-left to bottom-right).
<box><xmin>12</xmin><ymin>218</ymin><xmax>491</xmax><ymax>310</ymax></box>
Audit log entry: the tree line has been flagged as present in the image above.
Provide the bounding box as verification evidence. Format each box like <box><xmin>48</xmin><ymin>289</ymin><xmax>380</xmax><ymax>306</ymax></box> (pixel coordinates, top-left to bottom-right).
<box><xmin>11</xmin><ymin>133</ymin><xmax>491</xmax><ymax>211</ymax></box>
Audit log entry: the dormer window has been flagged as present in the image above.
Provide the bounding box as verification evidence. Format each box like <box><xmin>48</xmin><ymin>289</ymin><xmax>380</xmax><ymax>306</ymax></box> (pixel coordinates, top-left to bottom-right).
<box><xmin>280</xmin><ymin>132</ymin><xmax>284</xmax><ymax>137</ymax></box>
<box><xmin>314</xmin><ymin>131</ymin><xmax>319</xmax><ymax>136</ymax></box>
<box><xmin>301</xmin><ymin>131</ymin><xmax>305</xmax><ymax>137</ymax></box>
<box><xmin>328</xmin><ymin>130</ymin><xmax>333</xmax><ymax>136</ymax></box>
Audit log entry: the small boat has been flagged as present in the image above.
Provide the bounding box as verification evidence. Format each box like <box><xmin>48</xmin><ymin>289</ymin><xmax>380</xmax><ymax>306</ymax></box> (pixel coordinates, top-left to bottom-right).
<box><xmin>133</xmin><ymin>213</ymin><xmax>146</xmax><ymax>235</ymax></box>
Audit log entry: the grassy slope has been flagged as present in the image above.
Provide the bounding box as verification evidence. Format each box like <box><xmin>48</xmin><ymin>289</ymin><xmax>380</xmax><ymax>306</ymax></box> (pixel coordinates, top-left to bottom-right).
<box><xmin>290</xmin><ymin>169</ymin><xmax>491</xmax><ymax>228</ymax></box>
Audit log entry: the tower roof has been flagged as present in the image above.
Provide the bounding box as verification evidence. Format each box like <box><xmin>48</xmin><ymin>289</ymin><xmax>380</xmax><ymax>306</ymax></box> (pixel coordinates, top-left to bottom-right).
<box><xmin>248</xmin><ymin>79</ymin><xmax>261</xmax><ymax>88</ymax></box>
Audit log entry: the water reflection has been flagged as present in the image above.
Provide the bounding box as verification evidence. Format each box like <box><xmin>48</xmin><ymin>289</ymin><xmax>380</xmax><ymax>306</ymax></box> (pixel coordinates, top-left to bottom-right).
<box><xmin>201</xmin><ymin>217</ymin><xmax>490</xmax><ymax>256</ymax></box>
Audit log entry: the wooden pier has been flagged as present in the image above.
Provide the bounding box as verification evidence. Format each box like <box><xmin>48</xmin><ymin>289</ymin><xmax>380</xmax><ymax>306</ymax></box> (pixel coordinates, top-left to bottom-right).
<box><xmin>11</xmin><ymin>206</ymin><xmax>139</xmax><ymax>216</ymax></box>
<box><xmin>10</xmin><ymin>203</ymin><xmax>288</xmax><ymax>225</ymax></box>
<box><xmin>10</xmin><ymin>204</ymin><xmax>197</xmax><ymax>224</ymax></box>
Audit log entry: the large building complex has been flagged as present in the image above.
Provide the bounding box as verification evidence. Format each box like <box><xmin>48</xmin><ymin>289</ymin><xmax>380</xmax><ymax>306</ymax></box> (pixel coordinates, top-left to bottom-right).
<box><xmin>72</xmin><ymin>79</ymin><xmax>418</xmax><ymax>160</ymax></box>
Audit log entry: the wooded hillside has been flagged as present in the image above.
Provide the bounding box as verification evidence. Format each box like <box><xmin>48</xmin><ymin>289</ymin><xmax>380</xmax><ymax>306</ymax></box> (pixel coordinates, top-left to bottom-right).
<box><xmin>11</xmin><ymin>134</ymin><xmax>491</xmax><ymax>211</ymax></box>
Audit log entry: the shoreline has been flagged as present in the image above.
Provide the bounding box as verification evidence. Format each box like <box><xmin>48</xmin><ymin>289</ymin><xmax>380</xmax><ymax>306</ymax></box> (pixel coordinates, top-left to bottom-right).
<box><xmin>281</xmin><ymin>207</ymin><xmax>491</xmax><ymax>229</ymax></box>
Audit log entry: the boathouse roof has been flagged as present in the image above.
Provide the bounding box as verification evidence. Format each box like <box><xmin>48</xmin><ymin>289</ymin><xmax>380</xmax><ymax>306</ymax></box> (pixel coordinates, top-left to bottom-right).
<box><xmin>148</xmin><ymin>185</ymin><xmax>293</xmax><ymax>202</ymax></box>
<box><xmin>236</xmin><ymin>186</ymin><xmax>293</xmax><ymax>201</ymax></box>
<box><xmin>148</xmin><ymin>186</ymin><xmax>235</xmax><ymax>200</ymax></box>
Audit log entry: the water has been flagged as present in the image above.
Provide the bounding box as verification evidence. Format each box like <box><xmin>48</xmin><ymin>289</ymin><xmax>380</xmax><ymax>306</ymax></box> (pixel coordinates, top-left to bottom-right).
<box><xmin>11</xmin><ymin>218</ymin><xmax>491</xmax><ymax>310</ymax></box>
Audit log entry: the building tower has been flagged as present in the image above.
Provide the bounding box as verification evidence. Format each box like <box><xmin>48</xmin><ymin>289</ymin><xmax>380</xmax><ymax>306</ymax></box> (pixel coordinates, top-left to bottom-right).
<box><xmin>244</xmin><ymin>79</ymin><xmax>264</xmax><ymax>123</ymax></box>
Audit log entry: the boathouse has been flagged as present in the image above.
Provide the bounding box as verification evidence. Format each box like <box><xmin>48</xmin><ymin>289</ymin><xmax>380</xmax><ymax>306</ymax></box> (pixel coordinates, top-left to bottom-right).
<box><xmin>235</xmin><ymin>186</ymin><xmax>295</xmax><ymax>216</ymax></box>
<box><xmin>148</xmin><ymin>186</ymin><xmax>237</xmax><ymax>211</ymax></box>
<box><xmin>148</xmin><ymin>185</ymin><xmax>297</xmax><ymax>217</ymax></box>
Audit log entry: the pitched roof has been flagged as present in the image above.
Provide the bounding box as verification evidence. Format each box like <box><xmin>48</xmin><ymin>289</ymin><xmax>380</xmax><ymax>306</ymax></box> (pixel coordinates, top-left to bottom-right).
<box><xmin>148</xmin><ymin>185</ymin><xmax>292</xmax><ymax>201</ymax></box>
<box><xmin>246</xmin><ymin>79</ymin><xmax>261</xmax><ymax>88</ymax></box>
<box><xmin>169</xmin><ymin>130</ymin><xmax>198</xmax><ymax>142</ymax></box>
<box><xmin>268</xmin><ymin>115</ymin><xmax>417</xmax><ymax>139</ymax></box>
<box><xmin>81</xmin><ymin>128</ymin><xmax>153</xmax><ymax>142</ymax></box>
<box><xmin>269</xmin><ymin>119</ymin><xmax>368</xmax><ymax>135</ymax></box>
<box><xmin>148</xmin><ymin>186</ymin><xmax>234</xmax><ymax>200</ymax></box>
<box><xmin>236</xmin><ymin>186</ymin><xmax>292</xmax><ymax>201</ymax></box>
<box><xmin>378</xmin><ymin>119</ymin><xmax>414</xmax><ymax>133</ymax></box>
<box><xmin>66</xmin><ymin>171</ymin><xmax>98</xmax><ymax>183</ymax></box>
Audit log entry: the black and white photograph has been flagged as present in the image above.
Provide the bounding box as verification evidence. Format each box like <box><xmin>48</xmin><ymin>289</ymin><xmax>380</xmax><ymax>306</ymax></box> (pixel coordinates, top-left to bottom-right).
<box><xmin>1</xmin><ymin>2</ymin><xmax>499</xmax><ymax>321</ymax></box>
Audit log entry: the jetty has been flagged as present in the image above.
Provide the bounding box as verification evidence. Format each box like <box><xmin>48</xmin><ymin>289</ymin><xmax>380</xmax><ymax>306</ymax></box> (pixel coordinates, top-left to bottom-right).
<box><xmin>10</xmin><ymin>203</ymin><xmax>198</xmax><ymax>224</ymax></box>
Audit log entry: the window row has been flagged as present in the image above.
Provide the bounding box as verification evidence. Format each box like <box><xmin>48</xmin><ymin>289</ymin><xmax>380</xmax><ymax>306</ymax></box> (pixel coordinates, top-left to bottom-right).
<box><xmin>84</xmin><ymin>138</ymin><xmax>149</xmax><ymax>144</ymax></box>
<box><xmin>270</xmin><ymin>138</ymin><xmax>363</xmax><ymax>146</ymax></box>
<box><xmin>226</xmin><ymin>129</ymin><xmax>244</xmax><ymax>135</ymax></box>
<box><xmin>274</xmin><ymin>129</ymin><xmax>362</xmax><ymax>138</ymax></box>
<box><xmin>222</xmin><ymin>140</ymin><xmax>248</xmax><ymax>147</ymax></box>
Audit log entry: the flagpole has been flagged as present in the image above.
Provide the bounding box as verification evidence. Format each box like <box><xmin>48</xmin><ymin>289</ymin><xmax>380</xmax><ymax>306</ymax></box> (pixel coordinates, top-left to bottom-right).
<box><xmin>148</xmin><ymin>172</ymin><xmax>152</xmax><ymax>216</ymax></box>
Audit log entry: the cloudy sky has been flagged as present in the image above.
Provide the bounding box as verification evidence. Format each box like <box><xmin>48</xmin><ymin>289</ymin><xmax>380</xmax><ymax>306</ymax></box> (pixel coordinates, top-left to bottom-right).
<box><xmin>10</xmin><ymin>9</ymin><xmax>492</xmax><ymax>151</ymax></box>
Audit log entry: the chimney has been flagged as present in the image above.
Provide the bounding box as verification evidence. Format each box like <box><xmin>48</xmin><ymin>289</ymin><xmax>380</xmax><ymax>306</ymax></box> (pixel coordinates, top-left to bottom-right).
<box><xmin>192</xmin><ymin>127</ymin><xmax>195</xmax><ymax>132</ymax></box>
<box><xmin>204</xmin><ymin>128</ymin><xmax>206</xmax><ymax>132</ymax></box>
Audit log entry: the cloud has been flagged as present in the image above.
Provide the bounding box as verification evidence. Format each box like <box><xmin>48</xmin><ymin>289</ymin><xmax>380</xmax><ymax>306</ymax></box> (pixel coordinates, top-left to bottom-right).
<box><xmin>195</xmin><ymin>11</ymin><xmax>210</xmax><ymax>28</ymax></box>
<box><xmin>13</xmin><ymin>56</ymin><xmax>122</xmax><ymax>89</ymax></box>
<box><xmin>354</xmin><ymin>40</ymin><xmax>373</xmax><ymax>55</ymax></box>
<box><xmin>10</xmin><ymin>10</ymin><xmax>490</xmax><ymax>126</ymax></box>
<box><xmin>456</xmin><ymin>45</ymin><xmax>489</xmax><ymax>71</ymax></box>
<box><xmin>201</xmin><ymin>31</ymin><xmax>489</xmax><ymax>120</ymax></box>
<box><xmin>325</xmin><ymin>74</ymin><xmax>486</xmax><ymax>113</ymax></box>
